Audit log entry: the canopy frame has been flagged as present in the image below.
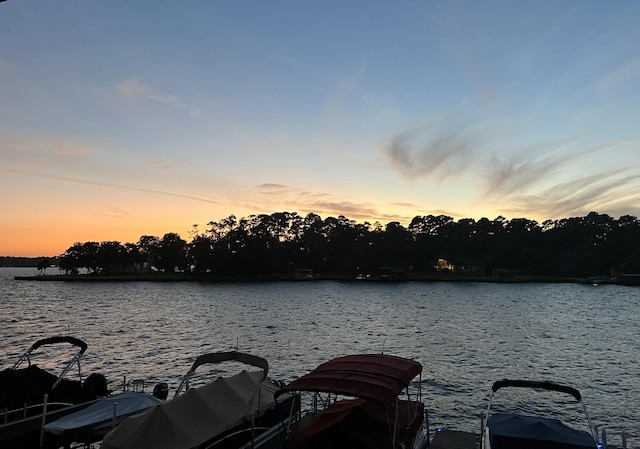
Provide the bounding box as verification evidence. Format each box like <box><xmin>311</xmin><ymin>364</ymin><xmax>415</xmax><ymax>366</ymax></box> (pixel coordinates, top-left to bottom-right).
<box><xmin>175</xmin><ymin>351</ymin><xmax>269</xmax><ymax>397</ymax></box>
<box><xmin>482</xmin><ymin>378</ymin><xmax>599</xmax><ymax>448</ymax></box>
<box><xmin>274</xmin><ymin>354</ymin><xmax>424</xmax><ymax>449</ymax></box>
<box><xmin>12</xmin><ymin>336</ymin><xmax>87</xmax><ymax>388</ymax></box>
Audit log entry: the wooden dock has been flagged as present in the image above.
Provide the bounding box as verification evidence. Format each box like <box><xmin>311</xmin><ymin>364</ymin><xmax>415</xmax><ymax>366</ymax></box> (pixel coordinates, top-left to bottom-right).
<box><xmin>430</xmin><ymin>429</ymin><xmax>479</xmax><ymax>449</ymax></box>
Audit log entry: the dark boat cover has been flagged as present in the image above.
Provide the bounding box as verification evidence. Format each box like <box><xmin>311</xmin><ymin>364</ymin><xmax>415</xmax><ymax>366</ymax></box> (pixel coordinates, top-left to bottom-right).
<box><xmin>275</xmin><ymin>354</ymin><xmax>422</xmax><ymax>407</ymax></box>
<box><xmin>284</xmin><ymin>397</ymin><xmax>424</xmax><ymax>449</ymax></box>
<box><xmin>0</xmin><ymin>365</ymin><xmax>89</xmax><ymax>409</ymax></box>
<box><xmin>285</xmin><ymin>398</ymin><xmax>390</xmax><ymax>449</ymax></box>
<box><xmin>488</xmin><ymin>413</ymin><xmax>597</xmax><ymax>449</ymax></box>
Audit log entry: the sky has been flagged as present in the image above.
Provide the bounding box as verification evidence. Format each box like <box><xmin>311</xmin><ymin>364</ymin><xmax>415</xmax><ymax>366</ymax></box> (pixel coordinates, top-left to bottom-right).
<box><xmin>2</xmin><ymin>1</ymin><xmax>640</xmax><ymax>257</ymax></box>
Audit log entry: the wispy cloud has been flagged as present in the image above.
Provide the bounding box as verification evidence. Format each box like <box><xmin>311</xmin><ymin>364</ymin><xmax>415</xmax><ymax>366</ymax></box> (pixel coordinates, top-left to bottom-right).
<box><xmin>383</xmin><ymin>120</ymin><xmax>476</xmax><ymax>181</ymax></box>
<box><xmin>116</xmin><ymin>78</ymin><xmax>150</xmax><ymax>98</ymax></box>
<box><xmin>251</xmin><ymin>183</ymin><xmax>417</xmax><ymax>224</ymax></box>
<box><xmin>483</xmin><ymin>138</ymin><xmax>640</xmax><ymax>218</ymax></box>
<box><xmin>116</xmin><ymin>78</ymin><xmax>185</xmax><ymax>108</ymax></box>
<box><xmin>485</xmin><ymin>139</ymin><xmax>640</xmax><ymax>196</ymax></box>
<box><xmin>383</xmin><ymin>113</ymin><xmax>640</xmax><ymax>220</ymax></box>
<box><xmin>95</xmin><ymin>209</ymin><xmax>131</xmax><ymax>219</ymax></box>
<box><xmin>4</xmin><ymin>169</ymin><xmax>220</xmax><ymax>205</ymax></box>
<box><xmin>148</xmin><ymin>93</ymin><xmax>184</xmax><ymax>108</ymax></box>
<box><xmin>483</xmin><ymin>140</ymin><xmax>619</xmax><ymax>197</ymax></box>
<box><xmin>307</xmin><ymin>200</ymin><xmax>379</xmax><ymax>218</ymax></box>
<box><xmin>499</xmin><ymin>168</ymin><xmax>640</xmax><ymax>218</ymax></box>
<box><xmin>3</xmin><ymin>136</ymin><xmax>33</xmax><ymax>153</ymax></box>
<box><xmin>257</xmin><ymin>183</ymin><xmax>290</xmax><ymax>191</ymax></box>
<box><xmin>148</xmin><ymin>160</ymin><xmax>189</xmax><ymax>171</ymax></box>
<box><xmin>54</xmin><ymin>143</ymin><xmax>88</xmax><ymax>155</ymax></box>
<box><xmin>1</xmin><ymin>135</ymin><xmax>91</xmax><ymax>160</ymax></box>
<box><xmin>597</xmin><ymin>59</ymin><xmax>640</xmax><ymax>93</ymax></box>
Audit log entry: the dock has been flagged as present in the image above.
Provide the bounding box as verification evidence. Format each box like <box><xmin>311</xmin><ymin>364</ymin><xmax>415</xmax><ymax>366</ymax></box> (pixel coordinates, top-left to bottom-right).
<box><xmin>430</xmin><ymin>429</ymin><xmax>479</xmax><ymax>449</ymax></box>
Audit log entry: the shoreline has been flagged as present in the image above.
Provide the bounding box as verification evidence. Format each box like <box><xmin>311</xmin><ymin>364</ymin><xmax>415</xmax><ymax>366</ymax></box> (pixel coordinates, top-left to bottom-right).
<box><xmin>12</xmin><ymin>273</ymin><xmax>616</xmax><ymax>284</ymax></box>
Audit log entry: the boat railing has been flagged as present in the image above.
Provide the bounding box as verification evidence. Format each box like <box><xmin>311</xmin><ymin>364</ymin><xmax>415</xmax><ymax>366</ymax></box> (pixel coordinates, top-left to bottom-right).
<box><xmin>203</xmin><ymin>426</ymin><xmax>273</xmax><ymax>449</ymax></box>
<box><xmin>1</xmin><ymin>400</ymin><xmax>74</xmax><ymax>424</ymax></box>
<box><xmin>236</xmin><ymin>416</ymin><xmax>298</xmax><ymax>449</ymax></box>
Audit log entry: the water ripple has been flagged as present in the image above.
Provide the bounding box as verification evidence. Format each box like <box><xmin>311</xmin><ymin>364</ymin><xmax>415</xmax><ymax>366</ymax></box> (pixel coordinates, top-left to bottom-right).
<box><xmin>1</xmin><ymin>269</ymin><xmax>638</xmax><ymax>446</ymax></box>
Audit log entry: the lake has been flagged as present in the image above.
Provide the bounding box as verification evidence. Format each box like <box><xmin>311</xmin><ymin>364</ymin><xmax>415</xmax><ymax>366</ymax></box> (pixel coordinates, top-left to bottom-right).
<box><xmin>1</xmin><ymin>267</ymin><xmax>638</xmax><ymax>446</ymax></box>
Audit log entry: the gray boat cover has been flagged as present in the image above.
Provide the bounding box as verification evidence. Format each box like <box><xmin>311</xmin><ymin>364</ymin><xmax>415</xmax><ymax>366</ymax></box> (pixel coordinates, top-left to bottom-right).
<box><xmin>101</xmin><ymin>370</ymin><xmax>282</xmax><ymax>449</ymax></box>
<box><xmin>488</xmin><ymin>413</ymin><xmax>597</xmax><ymax>449</ymax></box>
<box><xmin>44</xmin><ymin>391</ymin><xmax>163</xmax><ymax>435</ymax></box>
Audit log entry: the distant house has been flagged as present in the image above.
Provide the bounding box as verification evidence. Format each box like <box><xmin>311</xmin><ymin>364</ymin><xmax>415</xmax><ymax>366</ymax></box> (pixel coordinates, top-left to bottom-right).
<box><xmin>434</xmin><ymin>258</ymin><xmax>454</xmax><ymax>271</ymax></box>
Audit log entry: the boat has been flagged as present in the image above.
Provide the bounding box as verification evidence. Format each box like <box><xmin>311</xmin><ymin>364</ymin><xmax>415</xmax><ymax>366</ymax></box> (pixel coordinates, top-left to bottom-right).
<box><xmin>100</xmin><ymin>351</ymin><xmax>297</xmax><ymax>449</ymax></box>
<box><xmin>246</xmin><ymin>353</ymin><xmax>430</xmax><ymax>449</ymax></box>
<box><xmin>481</xmin><ymin>379</ymin><xmax>602</xmax><ymax>449</ymax></box>
<box><xmin>0</xmin><ymin>336</ymin><xmax>110</xmax><ymax>449</ymax></box>
<box><xmin>44</xmin><ymin>385</ymin><xmax>167</xmax><ymax>446</ymax></box>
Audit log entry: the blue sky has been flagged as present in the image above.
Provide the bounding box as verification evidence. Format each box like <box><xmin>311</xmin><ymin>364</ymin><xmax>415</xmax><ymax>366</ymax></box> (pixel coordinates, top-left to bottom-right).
<box><xmin>1</xmin><ymin>1</ymin><xmax>640</xmax><ymax>255</ymax></box>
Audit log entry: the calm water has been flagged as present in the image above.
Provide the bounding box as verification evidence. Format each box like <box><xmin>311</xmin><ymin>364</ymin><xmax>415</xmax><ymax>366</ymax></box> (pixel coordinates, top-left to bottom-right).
<box><xmin>1</xmin><ymin>267</ymin><xmax>638</xmax><ymax>446</ymax></box>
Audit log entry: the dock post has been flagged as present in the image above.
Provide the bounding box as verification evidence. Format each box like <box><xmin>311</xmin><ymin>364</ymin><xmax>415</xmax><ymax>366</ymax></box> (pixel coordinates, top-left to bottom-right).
<box><xmin>40</xmin><ymin>394</ymin><xmax>48</xmax><ymax>449</ymax></box>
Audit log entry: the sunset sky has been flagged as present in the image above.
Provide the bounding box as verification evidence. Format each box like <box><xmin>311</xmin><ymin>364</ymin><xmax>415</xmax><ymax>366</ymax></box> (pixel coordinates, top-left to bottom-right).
<box><xmin>2</xmin><ymin>1</ymin><xmax>640</xmax><ymax>257</ymax></box>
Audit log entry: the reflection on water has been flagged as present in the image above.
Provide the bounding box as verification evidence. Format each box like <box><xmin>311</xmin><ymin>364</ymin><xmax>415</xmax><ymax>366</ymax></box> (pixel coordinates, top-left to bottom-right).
<box><xmin>1</xmin><ymin>267</ymin><xmax>638</xmax><ymax>445</ymax></box>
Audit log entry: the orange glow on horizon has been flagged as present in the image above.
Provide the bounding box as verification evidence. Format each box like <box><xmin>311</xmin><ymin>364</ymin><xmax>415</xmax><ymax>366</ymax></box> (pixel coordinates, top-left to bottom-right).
<box><xmin>2</xmin><ymin>207</ymin><xmax>549</xmax><ymax>258</ymax></box>
<box><xmin>1</xmin><ymin>222</ymin><xmax>197</xmax><ymax>258</ymax></box>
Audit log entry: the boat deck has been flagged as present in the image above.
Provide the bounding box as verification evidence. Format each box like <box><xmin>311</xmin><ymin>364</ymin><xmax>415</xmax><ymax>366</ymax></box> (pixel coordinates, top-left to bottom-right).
<box><xmin>430</xmin><ymin>429</ymin><xmax>479</xmax><ymax>449</ymax></box>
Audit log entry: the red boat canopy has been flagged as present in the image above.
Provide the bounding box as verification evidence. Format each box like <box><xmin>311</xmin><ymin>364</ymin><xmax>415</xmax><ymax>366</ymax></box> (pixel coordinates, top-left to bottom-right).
<box><xmin>275</xmin><ymin>354</ymin><xmax>422</xmax><ymax>407</ymax></box>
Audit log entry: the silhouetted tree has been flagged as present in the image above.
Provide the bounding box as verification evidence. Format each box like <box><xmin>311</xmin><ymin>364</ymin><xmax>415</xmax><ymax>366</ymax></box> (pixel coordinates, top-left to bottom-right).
<box><xmin>137</xmin><ymin>235</ymin><xmax>161</xmax><ymax>271</ymax></box>
<box><xmin>97</xmin><ymin>241</ymin><xmax>125</xmax><ymax>274</ymax></box>
<box><xmin>57</xmin><ymin>211</ymin><xmax>640</xmax><ymax>279</ymax></box>
<box><xmin>37</xmin><ymin>257</ymin><xmax>51</xmax><ymax>275</ymax></box>
<box><xmin>188</xmin><ymin>234</ymin><xmax>215</xmax><ymax>273</ymax></box>
<box><xmin>156</xmin><ymin>233</ymin><xmax>188</xmax><ymax>272</ymax></box>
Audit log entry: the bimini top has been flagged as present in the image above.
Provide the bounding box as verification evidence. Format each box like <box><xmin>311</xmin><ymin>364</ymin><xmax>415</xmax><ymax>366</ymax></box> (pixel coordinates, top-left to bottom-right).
<box><xmin>491</xmin><ymin>379</ymin><xmax>582</xmax><ymax>402</ymax></box>
<box><xmin>275</xmin><ymin>354</ymin><xmax>422</xmax><ymax>407</ymax></box>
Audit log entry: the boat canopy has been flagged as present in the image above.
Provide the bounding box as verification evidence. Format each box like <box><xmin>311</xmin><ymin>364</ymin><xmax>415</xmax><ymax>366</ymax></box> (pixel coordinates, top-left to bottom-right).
<box><xmin>275</xmin><ymin>354</ymin><xmax>422</xmax><ymax>407</ymax></box>
<box><xmin>189</xmin><ymin>352</ymin><xmax>268</xmax><ymax>377</ymax></box>
<box><xmin>28</xmin><ymin>336</ymin><xmax>88</xmax><ymax>355</ymax></box>
<box><xmin>101</xmin><ymin>370</ymin><xmax>281</xmax><ymax>449</ymax></box>
<box><xmin>175</xmin><ymin>351</ymin><xmax>269</xmax><ymax>396</ymax></box>
<box><xmin>491</xmin><ymin>379</ymin><xmax>582</xmax><ymax>402</ymax></box>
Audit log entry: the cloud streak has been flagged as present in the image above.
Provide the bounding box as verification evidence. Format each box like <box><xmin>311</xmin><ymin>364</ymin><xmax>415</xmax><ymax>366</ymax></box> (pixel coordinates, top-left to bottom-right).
<box><xmin>252</xmin><ymin>183</ymin><xmax>416</xmax><ymax>224</ymax></box>
<box><xmin>501</xmin><ymin>168</ymin><xmax>640</xmax><ymax>218</ymax></box>
<box><xmin>383</xmin><ymin>121</ymin><xmax>475</xmax><ymax>181</ymax></box>
<box><xmin>116</xmin><ymin>78</ymin><xmax>185</xmax><ymax>108</ymax></box>
<box><xmin>4</xmin><ymin>169</ymin><xmax>220</xmax><ymax>205</ymax></box>
<box><xmin>485</xmin><ymin>139</ymin><xmax>640</xmax><ymax>217</ymax></box>
<box><xmin>383</xmin><ymin>116</ymin><xmax>640</xmax><ymax>220</ymax></box>
<box><xmin>484</xmin><ymin>140</ymin><xmax>628</xmax><ymax>197</ymax></box>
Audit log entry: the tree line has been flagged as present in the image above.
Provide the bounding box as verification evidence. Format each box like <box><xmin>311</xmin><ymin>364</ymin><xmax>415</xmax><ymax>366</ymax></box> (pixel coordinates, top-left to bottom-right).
<box><xmin>51</xmin><ymin>211</ymin><xmax>640</xmax><ymax>278</ymax></box>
